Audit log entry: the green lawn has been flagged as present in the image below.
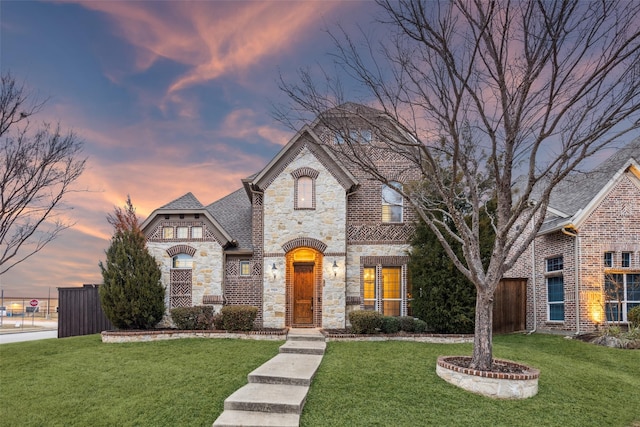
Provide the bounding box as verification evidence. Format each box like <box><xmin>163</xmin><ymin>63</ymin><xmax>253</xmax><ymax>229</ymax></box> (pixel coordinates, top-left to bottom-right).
<box><xmin>1</xmin><ymin>333</ymin><xmax>638</xmax><ymax>426</ymax></box>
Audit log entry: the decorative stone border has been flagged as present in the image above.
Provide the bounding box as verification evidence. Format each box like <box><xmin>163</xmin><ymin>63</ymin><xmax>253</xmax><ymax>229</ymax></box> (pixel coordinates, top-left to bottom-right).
<box><xmin>101</xmin><ymin>329</ymin><xmax>288</xmax><ymax>343</ymax></box>
<box><xmin>322</xmin><ymin>331</ymin><xmax>473</xmax><ymax>343</ymax></box>
<box><xmin>436</xmin><ymin>356</ymin><xmax>539</xmax><ymax>399</ymax></box>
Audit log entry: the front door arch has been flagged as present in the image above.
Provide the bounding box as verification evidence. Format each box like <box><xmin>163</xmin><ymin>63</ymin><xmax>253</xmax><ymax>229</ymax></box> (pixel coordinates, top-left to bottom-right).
<box><xmin>287</xmin><ymin>247</ymin><xmax>322</xmax><ymax>327</ymax></box>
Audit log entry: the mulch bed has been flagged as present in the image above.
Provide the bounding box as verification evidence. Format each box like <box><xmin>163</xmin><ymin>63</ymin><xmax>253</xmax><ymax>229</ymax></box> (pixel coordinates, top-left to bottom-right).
<box><xmin>444</xmin><ymin>356</ymin><xmax>530</xmax><ymax>374</ymax></box>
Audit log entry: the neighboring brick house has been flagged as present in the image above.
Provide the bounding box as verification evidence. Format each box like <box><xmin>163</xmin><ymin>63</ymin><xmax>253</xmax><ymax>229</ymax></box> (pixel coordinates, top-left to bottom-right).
<box><xmin>506</xmin><ymin>138</ymin><xmax>640</xmax><ymax>334</ymax></box>
<box><xmin>141</xmin><ymin>103</ymin><xmax>420</xmax><ymax>329</ymax></box>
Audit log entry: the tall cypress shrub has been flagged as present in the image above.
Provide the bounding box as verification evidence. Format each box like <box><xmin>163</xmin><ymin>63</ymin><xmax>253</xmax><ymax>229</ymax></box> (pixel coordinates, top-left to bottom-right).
<box><xmin>99</xmin><ymin>197</ymin><xmax>164</xmax><ymax>329</ymax></box>
<box><xmin>409</xmin><ymin>200</ymin><xmax>495</xmax><ymax>334</ymax></box>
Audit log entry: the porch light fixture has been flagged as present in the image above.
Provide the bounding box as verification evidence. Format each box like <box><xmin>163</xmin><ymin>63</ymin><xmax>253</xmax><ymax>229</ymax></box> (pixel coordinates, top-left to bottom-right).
<box><xmin>332</xmin><ymin>260</ymin><xmax>338</xmax><ymax>277</ymax></box>
<box><xmin>271</xmin><ymin>263</ymin><xmax>278</xmax><ymax>280</ymax></box>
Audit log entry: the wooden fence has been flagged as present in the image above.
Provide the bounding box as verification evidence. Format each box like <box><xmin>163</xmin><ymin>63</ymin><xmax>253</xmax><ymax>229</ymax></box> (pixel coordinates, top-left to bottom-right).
<box><xmin>58</xmin><ymin>285</ymin><xmax>113</xmax><ymax>338</ymax></box>
<box><xmin>493</xmin><ymin>278</ymin><xmax>527</xmax><ymax>334</ymax></box>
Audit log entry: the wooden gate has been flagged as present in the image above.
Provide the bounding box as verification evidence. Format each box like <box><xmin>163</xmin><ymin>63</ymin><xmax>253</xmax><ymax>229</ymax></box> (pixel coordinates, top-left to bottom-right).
<box><xmin>493</xmin><ymin>278</ymin><xmax>527</xmax><ymax>334</ymax></box>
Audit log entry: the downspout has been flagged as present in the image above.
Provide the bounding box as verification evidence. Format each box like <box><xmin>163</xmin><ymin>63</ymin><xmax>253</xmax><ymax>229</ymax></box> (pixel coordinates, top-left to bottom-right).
<box><xmin>574</xmin><ymin>235</ymin><xmax>581</xmax><ymax>335</ymax></box>
<box><xmin>528</xmin><ymin>238</ymin><xmax>537</xmax><ymax>334</ymax></box>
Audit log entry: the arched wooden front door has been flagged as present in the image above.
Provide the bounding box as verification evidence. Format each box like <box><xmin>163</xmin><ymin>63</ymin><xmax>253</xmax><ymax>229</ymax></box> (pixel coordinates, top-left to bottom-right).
<box><xmin>293</xmin><ymin>263</ymin><xmax>314</xmax><ymax>325</ymax></box>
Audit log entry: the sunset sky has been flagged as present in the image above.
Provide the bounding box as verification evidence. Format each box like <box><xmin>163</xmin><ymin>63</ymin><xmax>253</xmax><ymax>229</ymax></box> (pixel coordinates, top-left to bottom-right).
<box><xmin>1</xmin><ymin>0</ymin><xmax>373</xmax><ymax>297</ymax></box>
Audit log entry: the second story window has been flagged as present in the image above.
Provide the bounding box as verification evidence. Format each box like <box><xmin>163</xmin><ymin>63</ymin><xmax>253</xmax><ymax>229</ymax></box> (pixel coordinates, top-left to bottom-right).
<box><xmin>297</xmin><ymin>176</ymin><xmax>313</xmax><ymax>209</ymax></box>
<box><xmin>382</xmin><ymin>182</ymin><xmax>403</xmax><ymax>223</ymax></box>
<box><xmin>176</xmin><ymin>226</ymin><xmax>188</xmax><ymax>239</ymax></box>
<box><xmin>604</xmin><ymin>252</ymin><xmax>613</xmax><ymax>267</ymax></box>
<box><xmin>163</xmin><ymin>227</ymin><xmax>174</xmax><ymax>239</ymax></box>
<box><xmin>622</xmin><ymin>252</ymin><xmax>632</xmax><ymax>268</ymax></box>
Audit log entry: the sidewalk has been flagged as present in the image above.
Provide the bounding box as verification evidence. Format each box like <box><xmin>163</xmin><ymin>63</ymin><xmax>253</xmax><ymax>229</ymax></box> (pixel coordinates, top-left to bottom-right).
<box><xmin>0</xmin><ymin>319</ymin><xmax>58</xmax><ymax>334</ymax></box>
<box><xmin>213</xmin><ymin>328</ymin><xmax>326</xmax><ymax>427</ymax></box>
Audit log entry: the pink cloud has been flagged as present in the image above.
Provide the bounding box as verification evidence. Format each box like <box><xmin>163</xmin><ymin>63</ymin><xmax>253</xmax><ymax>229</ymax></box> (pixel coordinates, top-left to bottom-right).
<box><xmin>72</xmin><ymin>1</ymin><xmax>344</xmax><ymax>95</ymax></box>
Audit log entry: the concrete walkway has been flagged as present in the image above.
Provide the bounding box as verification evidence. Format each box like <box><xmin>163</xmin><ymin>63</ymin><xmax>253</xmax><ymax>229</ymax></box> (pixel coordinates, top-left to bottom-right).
<box><xmin>213</xmin><ymin>328</ymin><xmax>326</xmax><ymax>427</ymax></box>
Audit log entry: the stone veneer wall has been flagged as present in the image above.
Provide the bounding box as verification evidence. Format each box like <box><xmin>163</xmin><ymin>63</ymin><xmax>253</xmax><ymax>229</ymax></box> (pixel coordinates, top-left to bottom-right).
<box><xmin>262</xmin><ymin>146</ymin><xmax>347</xmax><ymax>329</ymax></box>
<box><xmin>147</xmin><ymin>241</ymin><xmax>224</xmax><ymax>323</ymax></box>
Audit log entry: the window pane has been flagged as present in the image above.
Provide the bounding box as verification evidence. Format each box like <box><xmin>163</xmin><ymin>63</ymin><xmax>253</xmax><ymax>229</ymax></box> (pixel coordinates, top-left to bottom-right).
<box><xmin>176</xmin><ymin>226</ymin><xmax>188</xmax><ymax>239</ymax></box>
<box><xmin>382</xmin><ymin>205</ymin><xmax>402</xmax><ymax>223</ymax></box>
<box><xmin>382</xmin><ymin>183</ymin><xmax>403</xmax><ymax>223</ymax></box>
<box><xmin>547</xmin><ymin>276</ymin><xmax>564</xmax><ymax>302</ymax></box>
<box><xmin>622</xmin><ymin>252</ymin><xmax>631</xmax><ymax>268</ymax></box>
<box><xmin>382</xmin><ymin>267</ymin><xmax>401</xmax><ymax>316</ymax></box>
<box><xmin>191</xmin><ymin>226</ymin><xmax>203</xmax><ymax>239</ymax></box>
<box><xmin>605</xmin><ymin>274</ymin><xmax>624</xmax><ymax>300</ymax></box>
<box><xmin>363</xmin><ymin>267</ymin><xmax>376</xmax><ymax>310</ymax></box>
<box><xmin>173</xmin><ymin>254</ymin><xmax>193</xmax><ymax>269</ymax></box>
<box><xmin>604</xmin><ymin>252</ymin><xmax>613</xmax><ymax>267</ymax></box>
<box><xmin>297</xmin><ymin>176</ymin><xmax>313</xmax><ymax>208</ymax></box>
<box><xmin>240</xmin><ymin>261</ymin><xmax>250</xmax><ymax>276</ymax></box>
<box><xmin>546</xmin><ymin>257</ymin><xmax>563</xmax><ymax>272</ymax></box>
<box><xmin>627</xmin><ymin>274</ymin><xmax>640</xmax><ymax>301</ymax></box>
<box><xmin>549</xmin><ymin>303</ymin><xmax>564</xmax><ymax>321</ymax></box>
<box><xmin>382</xmin><ymin>301</ymin><xmax>400</xmax><ymax>316</ymax></box>
<box><xmin>605</xmin><ymin>303</ymin><xmax>622</xmax><ymax>322</ymax></box>
<box><xmin>163</xmin><ymin>227</ymin><xmax>174</xmax><ymax>239</ymax></box>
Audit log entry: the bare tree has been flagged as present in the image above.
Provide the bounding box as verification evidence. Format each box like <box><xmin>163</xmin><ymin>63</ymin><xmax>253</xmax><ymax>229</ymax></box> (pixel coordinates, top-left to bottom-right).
<box><xmin>0</xmin><ymin>72</ymin><xmax>86</xmax><ymax>276</ymax></box>
<box><xmin>278</xmin><ymin>0</ymin><xmax>640</xmax><ymax>370</ymax></box>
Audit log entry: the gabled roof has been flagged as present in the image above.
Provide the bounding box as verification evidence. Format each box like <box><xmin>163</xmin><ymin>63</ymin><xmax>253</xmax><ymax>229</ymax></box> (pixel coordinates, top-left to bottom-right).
<box><xmin>242</xmin><ymin>125</ymin><xmax>358</xmax><ymax>196</ymax></box>
<box><xmin>160</xmin><ymin>192</ymin><xmax>203</xmax><ymax>209</ymax></box>
<box><xmin>205</xmin><ymin>188</ymin><xmax>252</xmax><ymax>251</ymax></box>
<box><xmin>141</xmin><ymin>192</ymin><xmax>234</xmax><ymax>247</ymax></box>
<box><xmin>539</xmin><ymin>138</ymin><xmax>640</xmax><ymax>234</ymax></box>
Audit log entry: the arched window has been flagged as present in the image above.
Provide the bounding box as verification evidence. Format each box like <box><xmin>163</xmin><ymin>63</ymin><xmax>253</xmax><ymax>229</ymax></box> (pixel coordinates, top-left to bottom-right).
<box><xmin>382</xmin><ymin>182</ymin><xmax>403</xmax><ymax>223</ymax></box>
<box><xmin>296</xmin><ymin>176</ymin><xmax>313</xmax><ymax>209</ymax></box>
<box><xmin>172</xmin><ymin>253</ymin><xmax>193</xmax><ymax>269</ymax></box>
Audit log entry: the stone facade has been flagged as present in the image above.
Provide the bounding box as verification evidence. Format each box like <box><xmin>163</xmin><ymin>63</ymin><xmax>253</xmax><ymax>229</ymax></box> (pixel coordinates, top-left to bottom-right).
<box><xmin>141</xmin><ymin>104</ymin><xmax>421</xmax><ymax>329</ymax></box>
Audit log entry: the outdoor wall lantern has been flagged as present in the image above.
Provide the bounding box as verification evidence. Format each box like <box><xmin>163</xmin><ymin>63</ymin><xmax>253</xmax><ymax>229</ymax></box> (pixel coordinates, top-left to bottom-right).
<box><xmin>271</xmin><ymin>263</ymin><xmax>278</xmax><ymax>280</ymax></box>
<box><xmin>332</xmin><ymin>260</ymin><xmax>338</xmax><ymax>277</ymax></box>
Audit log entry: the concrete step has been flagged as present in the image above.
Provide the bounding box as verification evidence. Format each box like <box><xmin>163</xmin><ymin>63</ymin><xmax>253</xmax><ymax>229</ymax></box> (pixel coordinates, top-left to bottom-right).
<box><xmin>248</xmin><ymin>353</ymin><xmax>323</xmax><ymax>386</ymax></box>
<box><xmin>223</xmin><ymin>383</ymin><xmax>308</xmax><ymax>414</ymax></box>
<box><xmin>212</xmin><ymin>410</ymin><xmax>300</xmax><ymax>427</ymax></box>
<box><xmin>286</xmin><ymin>331</ymin><xmax>325</xmax><ymax>342</ymax></box>
<box><xmin>279</xmin><ymin>340</ymin><xmax>326</xmax><ymax>355</ymax></box>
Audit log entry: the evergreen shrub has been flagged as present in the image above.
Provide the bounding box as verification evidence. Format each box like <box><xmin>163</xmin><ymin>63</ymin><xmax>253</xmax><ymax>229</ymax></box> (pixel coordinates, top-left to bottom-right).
<box><xmin>628</xmin><ymin>306</ymin><xmax>640</xmax><ymax>329</ymax></box>
<box><xmin>398</xmin><ymin>316</ymin><xmax>416</xmax><ymax>332</ymax></box>
<box><xmin>381</xmin><ymin>316</ymin><xmax>400</xmax><ymax>334</ymax></box>
<box><xmin>349</xmin><ymin>310</ymin><xmax>383</xmax><ymax>334</ymax></box>
<box><xmin>414</xmin><ymin>319</ymin><xmax>428</xmax><ymax>333</ymax></box>
<box><xmin>221</xmin><ymin>305</ymin><xmax>258</xmax><ymax>331</ymax></box>
<box><xmin>99</xmin><ymin>198</ymin><xmax>164</xmax><ymax>330</ymax></box>
<box><xmin>170</xmin><ymin>306</ymin><xmax>215</xmax><ymax>330</ymax></box>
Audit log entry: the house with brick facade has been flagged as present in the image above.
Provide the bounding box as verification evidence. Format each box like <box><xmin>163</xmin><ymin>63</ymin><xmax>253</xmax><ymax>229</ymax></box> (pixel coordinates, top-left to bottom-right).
<box><xmin>505</xmin><ymin>138</ymin><xmax>640</xmax><ymax>334</ymax></box>
<box><xmin>141</xmin><ymin>104</ymin><xmax>420</xmax><ymax>329</ymax></box>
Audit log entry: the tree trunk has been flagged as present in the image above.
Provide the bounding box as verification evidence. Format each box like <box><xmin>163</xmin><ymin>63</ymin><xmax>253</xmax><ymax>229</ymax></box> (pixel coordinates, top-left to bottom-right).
<box><xmin>471</xmin><ymin>290</ymin><xmax>493</xmax><ymax>371</ymax></box>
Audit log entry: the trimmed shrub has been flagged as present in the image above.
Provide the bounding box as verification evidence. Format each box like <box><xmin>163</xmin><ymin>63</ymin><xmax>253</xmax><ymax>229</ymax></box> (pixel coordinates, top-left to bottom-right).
<box><xmin>398</xmin><ymin>316</ymin><xmax>416</xmax><ymax>332</ymax></box>
<box><xmin>349</xmin><ymin>310</ymin><xmax>383</xmax><ymax>334</ymax></box>
<box><xmin>628</xmin><ymin>305</ymin><xmax>640</xmax><ymax>329</ymax></box>
<box><xmin>221</xmin><ymin>305</ymin><xmax>258</xmax><ymax>331</ymax></box>
<box><xmin>212</xmin><ymin>312</ymin><xmax>224</xmax><ymax>330</ymax></box>
<box><xmin>414</xmin><ymin>319</ymin><xmax>428</xmax><ymax>333</ymax></box>
<box><xmin>170</xmin><ymin>306</ymin><xmax>215</xmax><ymax>330</ymax></box>
<box><xmin>381</xmin><ymin>316</ymin><xmax>400</xmax><ymax>334</ymax></box>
